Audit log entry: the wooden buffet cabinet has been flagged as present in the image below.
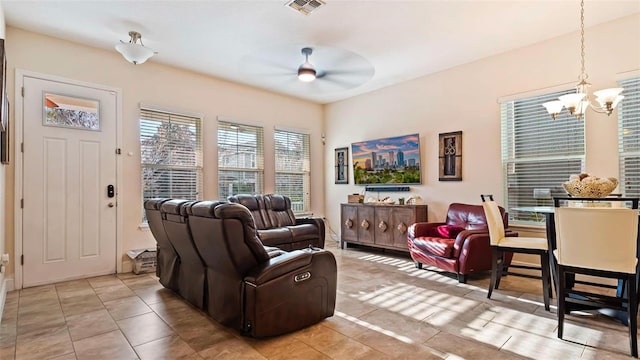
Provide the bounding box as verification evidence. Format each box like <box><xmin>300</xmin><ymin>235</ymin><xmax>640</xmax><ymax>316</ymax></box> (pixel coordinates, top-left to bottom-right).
<box><xmin>340</xmin><ymin>203</ymin><xmax>428</xmax><ymax>252</ymax></box>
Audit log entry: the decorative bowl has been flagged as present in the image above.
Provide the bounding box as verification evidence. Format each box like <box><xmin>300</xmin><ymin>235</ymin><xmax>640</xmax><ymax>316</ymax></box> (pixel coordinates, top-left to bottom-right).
<box><xmin>562</xmin><ymin>173</ymin><xmax>618</xmax><ymax>198</ymax></box>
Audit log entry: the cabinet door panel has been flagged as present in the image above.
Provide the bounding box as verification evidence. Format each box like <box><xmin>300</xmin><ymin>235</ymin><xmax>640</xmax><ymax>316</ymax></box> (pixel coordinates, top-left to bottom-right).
<box><xmin>341</xmin><ymin>205</ymin><xmax>358</xmax><ymax>241</ymax></box>
<box><xmin>392</xmin><ymin>208</ymin><xmax>415</xmax><ymax>250</ymax></box>
<box><xmin>357</xmin><ymin>206</ymin><xmax>375</xmax><ymax>244</ymax></box>
<box><xmin>374</xmin><ymin>207</ymin><xmax>393</xmax><ymax>246</ymax></box>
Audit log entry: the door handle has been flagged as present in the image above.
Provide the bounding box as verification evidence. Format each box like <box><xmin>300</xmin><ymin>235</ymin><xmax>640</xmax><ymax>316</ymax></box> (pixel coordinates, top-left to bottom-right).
<box><xmin>107</xmin><ymin>185</ymin><xmax>115</xmax><ymax>198</ymax></box>
<box><xmin>108</xmin><ymin>202</ymin><xmax>115</xmax><ymax>208</ymax></box>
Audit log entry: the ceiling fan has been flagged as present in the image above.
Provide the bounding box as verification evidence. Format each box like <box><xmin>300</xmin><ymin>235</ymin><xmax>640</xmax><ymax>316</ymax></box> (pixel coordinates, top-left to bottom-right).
<box><xmin>240</xmin><ymin>44</ymin><xmax>375</xmax><ymax>92</ymax></box>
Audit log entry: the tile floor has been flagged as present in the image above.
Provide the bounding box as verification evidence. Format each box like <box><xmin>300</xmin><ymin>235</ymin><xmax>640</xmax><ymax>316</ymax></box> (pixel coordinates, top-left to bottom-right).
<box><xmin>0</xmin><ymin>241</ymin><xmax>636</xmax><ymax>359</ymax></box>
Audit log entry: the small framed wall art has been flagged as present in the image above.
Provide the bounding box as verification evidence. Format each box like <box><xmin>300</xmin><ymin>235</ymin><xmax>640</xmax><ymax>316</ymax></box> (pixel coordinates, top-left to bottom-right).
<box><xmin>439</xmin><ymin>131</ymin><xmax>462</xmax><ymax>181</ymax></box>
<box><xmin>335</xmin><ymin>147</ymin><xmax>348</xmax><ymax>184</ymax></box>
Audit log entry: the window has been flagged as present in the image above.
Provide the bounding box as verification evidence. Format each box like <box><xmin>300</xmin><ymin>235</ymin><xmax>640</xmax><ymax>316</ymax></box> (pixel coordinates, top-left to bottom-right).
<box><xmin>140</xmin><ymin>107</ymin><xmax>203</xmax><ymax>219</ymax></box>
<box><xmin>501</xmin><ymin>89</ymin><xmax>585</xmax><ymax>223</ymax></box>
<box><xmin>274</xmin><ymin>129</ymin><xmax>311</xmax><ymax>214</ymax></box>
<box><xmin>217</xmin><ymin>121</ymin><xmax>264</xmax><ymax>199</ymax></box>
<box><xmin>618</xmin><ymin>77</ymin><xmax>640</xmax><ymax>197</ymax></box>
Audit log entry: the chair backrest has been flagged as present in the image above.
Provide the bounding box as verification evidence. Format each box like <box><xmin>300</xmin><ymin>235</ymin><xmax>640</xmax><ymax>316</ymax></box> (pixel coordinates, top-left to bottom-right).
<box><xmin>188</xmin><ymin>201</ymin><xmax>270</xmax><ymax>275</ymax></box>
<box><xmin>554</xmin><ymin>196</ymin><xmax>639</xmax><ymax>209</ymax></box>
<box><xmin>144</xmin><ymin>198</ymin><xmax>172</xmax><ymax>251</ymax></box>
<box><xmin>143</xmin><ymin>198</ymin><xmax>178</xmax><ymax>289</ymax></box>
<box><xmin>481</xmin><ymin>200</ymin><xmax>505</xmax><ymax>246</ymax></box>
<box><xmin>265</xmin><ymin>194</ymin><xmax>296</xmax><ymax>227</ymax></box>
<box><xmin>554</xmin><ymin>207</ymin><xmax>639</xmax><ymax>274</ymax></box>
<box><xmin>228</xmin><ymin>194</ymin><xmax>272</xmax><ymax>230</ymax></box>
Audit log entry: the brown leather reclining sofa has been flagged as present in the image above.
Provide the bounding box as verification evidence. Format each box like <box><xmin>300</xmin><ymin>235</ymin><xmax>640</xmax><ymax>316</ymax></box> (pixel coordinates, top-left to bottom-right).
<box><xmin>407</xmin><ymin>203</ymin><xmax>515</xmax><ymax>283</ymax></box>
<box><xmin>144</xmin><ymin>198</ymin><xmax>337</xmax><ymax>337</ymax></box>
<box><xmin>228</xmin><ymin>194</ymin><xmax>325</xmax><ymax>250</ymax></box>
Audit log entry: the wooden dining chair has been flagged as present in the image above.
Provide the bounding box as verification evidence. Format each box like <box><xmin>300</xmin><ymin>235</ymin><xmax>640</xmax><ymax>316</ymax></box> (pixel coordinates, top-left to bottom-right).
<box><xmin>481</xmin><ymin>194</ymin><xmax>551</xmax><ymax>311</ymax></box>
<box><xmin>554</xmin><ymin>197</ymin><xmax>640</xmax><ymax>358</ymax></box>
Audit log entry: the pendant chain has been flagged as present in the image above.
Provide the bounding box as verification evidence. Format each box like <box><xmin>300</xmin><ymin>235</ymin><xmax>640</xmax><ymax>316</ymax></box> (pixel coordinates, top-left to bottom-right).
<box><xmin>579</xmin><ymin>0</ymin><xmax>587</xmax><ymax>82</ymax></box>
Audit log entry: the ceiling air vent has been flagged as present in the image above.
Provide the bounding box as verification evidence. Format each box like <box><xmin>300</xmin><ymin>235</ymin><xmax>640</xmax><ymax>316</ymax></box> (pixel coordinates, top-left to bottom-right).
<box><xmin>285</xmin><ymin>0</ymin><xmax>325</xmax><ymax>16</ymax></box>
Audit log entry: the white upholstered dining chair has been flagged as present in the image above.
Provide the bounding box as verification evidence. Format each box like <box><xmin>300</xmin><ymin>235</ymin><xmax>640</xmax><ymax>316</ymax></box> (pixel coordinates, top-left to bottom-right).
<box><xmin>554</xmin><ymin>204</ymin><xmax>639</xmax><ymax>357</ymax></box>
<box><xmin>481</xmin><ymin>194</ymin><xmax>551</xmax><ymax>311</ymax></box>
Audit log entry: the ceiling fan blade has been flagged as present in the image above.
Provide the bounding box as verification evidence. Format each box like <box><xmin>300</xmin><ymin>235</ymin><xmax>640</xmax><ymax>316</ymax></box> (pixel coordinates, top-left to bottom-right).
<box><xmin>317</xmin><ymin>75</ymin><xmax>361</xmax><ymax>88</ymax></box>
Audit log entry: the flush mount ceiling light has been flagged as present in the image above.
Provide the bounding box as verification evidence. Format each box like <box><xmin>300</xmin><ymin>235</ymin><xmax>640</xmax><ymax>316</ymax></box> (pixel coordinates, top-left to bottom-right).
<box><xmin>297</xmin><ymin>47</ymin><xmax>317</xmax><ymax>82</ymax></box>
<box><xmin>542</xmin><ymin>0</ymin><xmax>623</xmax><ymax>120</ymax></box>
<box><xmin>115</xmin><ymin>31</ymin><xmax>156</xmax><ymax>65</ymax></box>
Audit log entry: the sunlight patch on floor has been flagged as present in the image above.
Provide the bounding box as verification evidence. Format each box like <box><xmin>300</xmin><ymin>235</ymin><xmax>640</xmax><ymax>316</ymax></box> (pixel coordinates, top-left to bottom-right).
<box><xmin>335</xmin><ymin>310</ymin><xmax>415</xmax><ymax>344</ymax></box>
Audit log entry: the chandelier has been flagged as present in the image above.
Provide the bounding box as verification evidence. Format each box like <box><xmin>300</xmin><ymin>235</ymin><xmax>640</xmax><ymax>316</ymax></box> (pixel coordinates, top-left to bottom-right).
<box><xmin>542</xmin><ymin>0</ymin><xmax>623</xmax><ymax>120</ymax></box>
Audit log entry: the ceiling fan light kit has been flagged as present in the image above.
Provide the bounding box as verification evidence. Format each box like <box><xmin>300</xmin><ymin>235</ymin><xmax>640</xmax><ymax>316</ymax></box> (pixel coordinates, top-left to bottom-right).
<box><xmin>297</xmin><ymin>47</ymin><xmax>317</xmax><ymax>82</ymax></box>
<box><xmin>542</xmin><ymin>0</ymin><xmax>623</xmax><ymax>120</ymax></box>
<box><xmin>115</xmin><ymin>31</ymin><xmax>156</xmax><ymax>65</ymax></box>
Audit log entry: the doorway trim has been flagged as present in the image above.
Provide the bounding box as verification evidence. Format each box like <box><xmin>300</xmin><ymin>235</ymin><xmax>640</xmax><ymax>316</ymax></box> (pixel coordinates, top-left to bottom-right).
<box><xmin>14</xmin><ymin>69</ymin><xmax>123</xmax><ymax>289</ymax></box>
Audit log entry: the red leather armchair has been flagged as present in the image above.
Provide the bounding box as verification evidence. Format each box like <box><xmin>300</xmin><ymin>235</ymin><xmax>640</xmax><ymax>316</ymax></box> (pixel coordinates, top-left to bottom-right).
<box><xmin>407</xmin><ymin>203</ymin><xmax>515</xmax><ymax>283</ymax></box>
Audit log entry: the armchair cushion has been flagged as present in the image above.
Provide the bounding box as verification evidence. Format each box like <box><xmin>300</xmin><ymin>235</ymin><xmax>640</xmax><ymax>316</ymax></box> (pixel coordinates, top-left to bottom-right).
<box><xmin>411</xmin><ymin>236</ymin><xmax>455</xmax><ymax>258</ymax></box>
<box><xmin>426</xmin><ymin>224</ymin><xmax>465</xmax><ymax>239</ymax></box>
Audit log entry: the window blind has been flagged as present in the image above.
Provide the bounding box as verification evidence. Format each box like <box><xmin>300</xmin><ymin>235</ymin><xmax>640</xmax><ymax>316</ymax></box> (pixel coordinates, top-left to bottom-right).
<box><xmin>501</xmin><ymin>89</ymin><xmax>585</xmax><ymax>223</ymax></box>
<box><xmin>618</xmin><ymin>77</ymin><xmax>640</xmax><ymax>197</ymax></box>
<box><xmin>140</xmin><ymin>108</ymin><xmax>203</xmax><ymax>220</ymax></box>
<box><xmin>218</xmin><ymin>121</ymin><xmax>264</xmax><ymax>199</ymax></box>
<box><xmin>274</xmin><ymin>129</ymin><xmax>311</xmax><ymax>213</ymax></box>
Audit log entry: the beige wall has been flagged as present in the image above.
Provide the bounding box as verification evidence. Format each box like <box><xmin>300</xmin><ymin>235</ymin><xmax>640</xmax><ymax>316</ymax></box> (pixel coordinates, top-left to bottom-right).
<box><xmin>3</xmin><ymin>27</ymin><xmax>324</xmax><ymax>279</ymax></box>
<box><xmin>0</xmin><ymin>3</ymin><xmax>6</xmax><ymax>292</ymax></box>
<box><xmin>2</xmin><ymin>14</ymin><xmax>639</xmax><ymax>284</ymax></box>
<box><xmin>323</xmin><ymin>15</ymin><xmax>640</xmax><ymax>240</ymax></box>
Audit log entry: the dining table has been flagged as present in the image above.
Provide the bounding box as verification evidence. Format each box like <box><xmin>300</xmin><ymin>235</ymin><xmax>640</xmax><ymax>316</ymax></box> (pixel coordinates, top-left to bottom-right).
<box><xmin>511</xmin><ymin>205</ymin><xmax>639</xmax><ymax>325</ymax></box>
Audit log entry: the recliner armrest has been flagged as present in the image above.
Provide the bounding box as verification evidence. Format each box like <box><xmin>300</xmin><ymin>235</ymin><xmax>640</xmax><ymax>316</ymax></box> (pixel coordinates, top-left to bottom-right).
<box><xmin>408</xmin><ymin>222</ymin><xmax>446</xmax><ymax>239</ymax></box>
<box><xmin>295</xmin><ymin>217</ymin><xmax>325</xmax><ymax>247</ymax></box>
<box><xmin>295</xmin><ymin>216</ymin><xmax>323</xmax><ymax>227</ymax></box>
<box><xmin>245</xmin><ymin>250</ymin><xmax>313</xmax><ymax>285</ymax></box>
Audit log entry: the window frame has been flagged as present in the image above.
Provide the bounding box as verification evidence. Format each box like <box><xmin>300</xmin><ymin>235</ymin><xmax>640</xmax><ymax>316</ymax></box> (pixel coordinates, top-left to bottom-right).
<box><xmin>217</xmin><ymin>120</ymin><xmax>265</xmax><ymax>200</ymax></box>
<box><xmin>139</xmin><ymin>106</ymin><xmax>203</xmax><ymax>223</ymax></box>
<box><xmin>274</xmin><ymin>128</ymin><xmax>311</xmax><ymax>214</ymax></box>
<box><xmin>618</xmin><ymin>76</ymin><xmax>640</xmax><ymax>198</ymax></box>
<box><xmin>500</xmin><ymin>88</ymin><xmax>586</xmax><ymax>225</ymax></box>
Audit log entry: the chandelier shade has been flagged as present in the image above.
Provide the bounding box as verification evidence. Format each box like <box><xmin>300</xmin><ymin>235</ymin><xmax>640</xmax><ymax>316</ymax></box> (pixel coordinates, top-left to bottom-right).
<box><xmin>115</xmin><ymin>31</ymin><xmax>156</xmax><ymax>65</ymax></box>
<box><xmin>542</xmin><ymin>0</ymin><xmax>623</xmax><ymax>120</ymax></box>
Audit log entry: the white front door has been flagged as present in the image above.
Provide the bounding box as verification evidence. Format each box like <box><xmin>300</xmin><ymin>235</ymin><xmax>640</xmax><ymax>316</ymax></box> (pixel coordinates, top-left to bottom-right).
<box><xmin>22</xmin><ymin>75</ymin><xmax>117</xmax><ymax>287</ymax></box>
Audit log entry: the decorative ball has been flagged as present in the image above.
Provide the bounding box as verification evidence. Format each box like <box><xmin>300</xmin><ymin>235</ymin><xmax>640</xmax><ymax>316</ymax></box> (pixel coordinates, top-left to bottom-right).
<box><xmin>562</xmin><ymin>173</ymin><xmax>618</xmax><ymax>198</ymax></box>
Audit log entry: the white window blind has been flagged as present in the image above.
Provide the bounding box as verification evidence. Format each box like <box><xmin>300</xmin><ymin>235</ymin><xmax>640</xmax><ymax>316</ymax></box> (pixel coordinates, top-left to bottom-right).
<box><xmin>140</xmin><ymin>108</ymin><xmax>203</xmax><ymax>219</ymax></box>
<box><xmin>501</xmin><ymin>89</ymin><xmax>585</xmax><ymax>223</ymax></box>
<box><xmin>618</xmin><ymin>77</ymin><xmax>640</xmax><ymax>197</ymax></box>
<box><xmin>274</xmin><ymin>129</ymin><xmax>311</xmax><ymax>214</ymax></box>
<box><xmin>218</xmin><ymin>121</ymin><xmax>264</xmax><ymax>199</ymax></box>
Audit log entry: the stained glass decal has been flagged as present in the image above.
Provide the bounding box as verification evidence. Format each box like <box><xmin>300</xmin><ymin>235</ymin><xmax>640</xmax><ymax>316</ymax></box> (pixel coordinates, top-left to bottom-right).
<box><xmin>43</xmin><ymin>93</ymin><xmax>100</xmax><ymax>130</ymax></box>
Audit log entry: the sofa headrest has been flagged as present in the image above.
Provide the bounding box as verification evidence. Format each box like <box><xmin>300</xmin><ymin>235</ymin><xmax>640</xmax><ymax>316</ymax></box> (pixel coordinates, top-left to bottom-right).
<box><xmin>187</xmin><ymin>201</ymin><xmax>226</xmax><ymax>218</ymax></box>
<box><xmin>266</xmin><ymin>194</ymin><xmax>288</xmax><ymax>211</ymax></box>
<box><xmin>144</xmin><ymin>198</ymin><xmax>171</xmax><ymax>210</ymax></box>
<box><xmin>265</xmin><ymin>194</ymin><xmax>296</xmax><ymax>227</ymax></box>
<box><xmin>228</xmin><ymin>194</ymin><xmax>264</xmax><ymax>211</ymax></box>
<box><xmin>161</xmin><ymin>199</ymin><xmax>198</xmax><ymax>217</ymax></box>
